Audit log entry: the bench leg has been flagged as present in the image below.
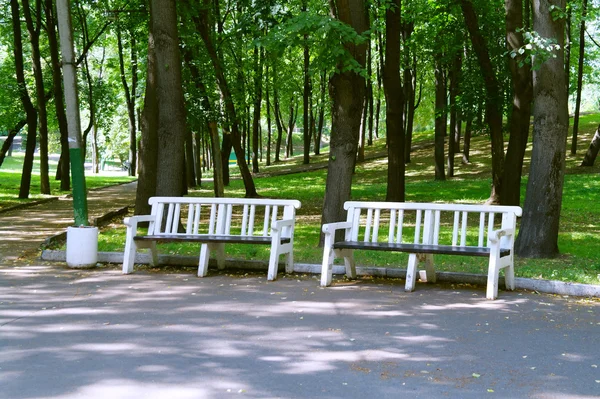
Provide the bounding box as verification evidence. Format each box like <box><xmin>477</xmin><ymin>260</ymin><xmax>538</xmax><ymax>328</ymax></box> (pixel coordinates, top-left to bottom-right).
<box><xmin>422</xmin><ymin>254</ymin><xmax>436</xmax><ymax>283</ymax></box>
<box><xmin>505</xmin><ymin>257</ymin><xmax>515</xmax><ymax>292</ymax></box>
<box><xmin>486</xmin><ymin>256</ymin><xmax>500</xmax><ymax>300</ymax></box>
<box><xmin>284</xmin><ymin>250</ymin><xmax>294</xmax><ymax>274</ymax></box>
<box><xmin>320</xmin><ymin>238</ymin><xmax>335</xmax><ymax>287</ymax></box>
<box><xmin>405</xmin><ymin>253</ymin><xmax>419</xmax><ymax>292</ymax></box>
<box><xmin>214</xmin><ymin>243</ymin><xmax>225</xmax><ymax>270</ymax></box>
<box><xmin>267</xmin><ymin>244</ymin><xmax>280</xmax><ymax>281</ymax></box>
<box><xmin>122</xmin><ymin>236</ymin><xmax>137</xmax><ymax>274</ymax></box>
<box><xmin>339</xmin><ymin>249</ymin><xmax>356</xmax><ymax>279</ymax></box>
<box><xmin>198</xmin><ymin>243</ymin><xmax>210</xmax><ymax>277</ymax></box>
<box><xmin>148</xmin><ymin>242</ymin><xmax>159</xmax><ymax>266</ymax></box>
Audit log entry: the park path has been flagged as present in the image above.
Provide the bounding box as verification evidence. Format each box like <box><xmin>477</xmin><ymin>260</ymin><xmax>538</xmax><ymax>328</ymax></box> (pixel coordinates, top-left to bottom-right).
<box><xmin>0</xmin><ymin>182</ymin><xmax>137</xmax><ymax>263</ymax></box>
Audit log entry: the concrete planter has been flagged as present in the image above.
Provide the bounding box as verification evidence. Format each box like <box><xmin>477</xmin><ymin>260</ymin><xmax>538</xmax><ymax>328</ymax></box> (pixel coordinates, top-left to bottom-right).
<box><xmin>66</xmin><ymin>226</ymin><xmax>98</xmax><ymax>268</ymax></box>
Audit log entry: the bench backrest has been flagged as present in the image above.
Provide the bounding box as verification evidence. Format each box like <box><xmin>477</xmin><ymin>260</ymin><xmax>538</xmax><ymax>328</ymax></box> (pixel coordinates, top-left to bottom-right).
<box><xmin>147</xmin><ymin>197</ymin><xmax>301</xmax><ymax>238</ymax></box>
<box><xmin>343</xmin><ymin>201</ymin><xmax>522</xmax><ymax>248</ymax></box>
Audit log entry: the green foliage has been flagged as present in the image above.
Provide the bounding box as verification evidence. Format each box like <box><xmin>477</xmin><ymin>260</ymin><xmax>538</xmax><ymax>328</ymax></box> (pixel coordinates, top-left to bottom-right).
<box><xmin>508</xmin><ymin>30</ymin><xmax>562</xmax><ymax>70</ymax></box>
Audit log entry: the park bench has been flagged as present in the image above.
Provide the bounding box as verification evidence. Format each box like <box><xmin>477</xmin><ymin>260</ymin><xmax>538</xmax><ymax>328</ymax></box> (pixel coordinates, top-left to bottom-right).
<box><xmin>320</xmin><ymin>201</ymin><xmax>522</xmax><ymax>299</ymax></box>
<box><xmin>123</xmin><ymin>197</ymin><xmax>301</xmax><ymax>280</ymax></box>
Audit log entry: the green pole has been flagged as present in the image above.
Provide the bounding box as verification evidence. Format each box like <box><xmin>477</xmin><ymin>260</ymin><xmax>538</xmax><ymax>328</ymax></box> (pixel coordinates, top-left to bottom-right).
<box><xmin>56</xmin><ymin>0</ymin><xmax>88</xmax><ymax>226</ymax></box>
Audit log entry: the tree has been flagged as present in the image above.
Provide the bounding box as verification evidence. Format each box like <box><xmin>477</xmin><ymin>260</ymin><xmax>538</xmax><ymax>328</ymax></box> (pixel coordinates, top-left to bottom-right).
<box><xmin>570</xmin><ymin>0</ymin><xmax>588</xmax><ymax>155</ymax></box>
<box><xmin>11</xmin><ymin>0</ymin><xmax>38</xmax><ymax>200</ymax></box>
<box><xmin>501</xmin><ymin>0</ymin><xmax>533</xmax><ymax>206</ymax></box>
<box><xmin>516</xmin><ymin>0</ymin><xmax>569</xmax><ymax>258</ymax></box>
<box><xmin>320</xmin><ymin>0</ymin><xmax>368</xmax><ymax>243</ymax></box>
<box><xmin>384</xmin><ymin>0</ymin><xmax>405</xmax><ymax>201</ymax></box>
<box><xmin>459</xmin><ymin>0</ymin><xmax>505</xmax><ymax>203</ymax></box>
<box><xmin>22</xmin><ymin>0</ymin><xmax>50</xmax><ymax>195</ymax></box>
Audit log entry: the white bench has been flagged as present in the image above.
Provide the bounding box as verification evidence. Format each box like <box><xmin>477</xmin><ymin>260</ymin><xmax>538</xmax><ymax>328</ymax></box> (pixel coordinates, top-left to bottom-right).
<box><xmin>123</xmin><ymin>197</ymin><xmax>301</xmax><ymax>280</ymax></box>
<box><xmin>320</xmin><ymin>201</ymin><xmax>522</xmax><ymax>299</ymax></box>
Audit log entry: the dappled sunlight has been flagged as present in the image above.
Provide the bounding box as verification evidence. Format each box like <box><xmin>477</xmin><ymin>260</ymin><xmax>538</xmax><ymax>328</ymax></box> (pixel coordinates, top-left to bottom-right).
<box><xmin>2</xmin><ymin>267</ymin><xmax>599</xmax><ymax>398</ymax></box>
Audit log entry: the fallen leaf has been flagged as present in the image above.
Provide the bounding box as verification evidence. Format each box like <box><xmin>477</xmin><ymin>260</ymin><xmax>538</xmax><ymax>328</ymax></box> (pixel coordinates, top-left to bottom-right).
<box><xmin>472</xmin><ymin>373</ymin><xmax>481</xmax><ymax>378</ymax></box>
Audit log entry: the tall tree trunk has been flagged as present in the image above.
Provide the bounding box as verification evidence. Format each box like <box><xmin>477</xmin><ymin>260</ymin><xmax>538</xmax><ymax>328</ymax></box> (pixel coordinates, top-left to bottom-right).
<box><xmin>367</xmin><ymin>36</ymin><xmax>374</xmax><ymax>148</ymax></box>
<box><xmin>434</xmin><ymin>54</ymin><xmax>446</xmax><ymax>181</ymax></box>
<box><xmin>501</xmin><ymin>0</ymin><xmax>533</xmax><ymax>206</ymax></box>
<box><xmin>273</xmin><ymin>62</ymin><xmax>284</xmax><ymax>162</ymax></box>
<box><xmin>0</xmin><ymin>120</ymin><xmax>26</xmax><ymax>168</ymax></box>
<box><xmin>447</xmin><ymin>51</ymin><xmax>461</xmax><ymax>178</ymax></box>
<box><xmin>22</xmin><ymin>0</ymin><xmax>50</xmax><ymax>195</ymax></box>
<box><xmin>315</xmin><ymin>70</ymin><xmax>326</xmax><ymax>155</ymax></box>
<box><xmin>580</xmin><ymin>123</ymin><xmax>600</xmax><ymax>166</ymax></box>
<box><xmin>135</xmin><ymin>3</ymin><xmax>158</xmax><ymax>215</ymax></box>
<box><xmin>321</xmin><ymin>0</ymin><xmax>368</xmax><ymax>244</ymax></box>
<box><xmin>45</xmin><ymin>0</ymin><xmax>69</xmax><ymax>190</ymax></box>
<box><xmin>463</xmin><ymin>117</ymin><xmax>472</xmax><ymax>164</ymax></box>
<box><xmin>11</xmin><ymin>0</ymin><xmax>38</xmax><ymax>199</ymax></box>
<box><xmin>571</xmin><ymin>0</ymin><xmax>587</xmax><ymax>155</ymax></box>
<box><xmin>117</xmin><ymin>27</ymin><xmax>138</xmax><ymax>176</ymax></box>
<box><xmin>302</xmin><ymin>0</ymin><xmax>311</xmax><ymax>165</ymax></box>
<box><xmin>516</xmin><ymin>0</ymin><xmax>568</xmax><ymax>258</ymax></box>
<box><xmin>384</xmin><ymin>0</ymin><xmax>405</xmax><ymax>201</ymax></box>
<box><xmin>460</xmin><ymin>0</ymin><xmax>505</xmax><ymax>203</ymax></box>
<box><xmin>195</xmin><ymin>2</ymin><xmax>257</xmax><ymax>197</ymax></box>
<box><xmin>151</xmin><ymin>0</ymin><xmax>187</xmax><ymax>197</ymax></box>
<box><xmin>251</xmin><ymin>45</ymin><xmax>263</xmax><ymax>173</ymax></box>
<box><xmin>266</xmin><ymin>63</ymin><xmax>272</xmax><ymax>166</ymax></box>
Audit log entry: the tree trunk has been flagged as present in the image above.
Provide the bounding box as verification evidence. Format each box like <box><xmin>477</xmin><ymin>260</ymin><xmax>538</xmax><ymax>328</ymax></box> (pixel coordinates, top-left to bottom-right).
<box><xmin>580</xmin><ymin>124</ymin><xmax>600</xmax><ymax>166</ymax></box>
<box><xmin>266</xmin><ymin>63</ymin><xmax>272</xmax><ymax>167</ymax></box>
<box><xmin>0</xmin><ymin>120</ymin><xmax>26</xmax><ymax>168</ymax></box>
<box><xmin>321</xmin><ymin>0</ymin><xmax>368</xmax><ymax>244</ymax></box>
<box><xmin>303</xmin><ymin>0</ymin><xmax>311</xmax><ymax>165</ymax></box>
<box><xmin>434</xmin><ymin>54</ymin><xmax>446</xmax><ymax>181</ymax></box>
<box><xmin>462</xmin><ymin>117</ymin><xmax>472</xmax><ymax>164</ymax></box>
<box><xmin>151</xmin><ymin>0</ymin><xmax>187</xmax><ymax>197</ymax></box>
<box><xmin>315</xmin><ymin>70</ymin><xmax>326</xmax><ymax>155</ymax></box>
<box><xmin>516</xmin><ymin>0</ymin><xmax>568</xmax><ymax>258</ymax></box>
<box><xmin>447</xmin><ymin>51</ymin><xmax>461</xmax><ymax>178</ymax></box>
<box><xmin>501</xmin><ymin>0</ymin><xmax>533</xmax><ymax>206</ymax></box>
<box><xmin>571</xmin><ymin>0</ymin><xmax>587</xmax><ymax>155</ymax></box>
<box><xmin>195</xmin><ymin>1</ymin><xmax>257</xmax><ymax>197</ymax></box>
<box><xmin>11</xmin><ymin>0</ymin><xmax>38</xmax><ymax>199</ymax></box>
<box><xmin>252</xmin><ymin>45</ymin><xmax>263</xmax><ymax>173</ymax></box>
<box><xmin>460</xmin><ymin>0</ymin><xmax>505</xmax><ymax>203</ymax></box>
<box><xmin>384</xmin><ymin>0</ymin><xmax>405</xmax><ymax>201</ymax></box>
<box><xmin>117</xmin><ymin>27</ymin><xmax>138</xmax><ymax>176</ymax></box>
<box><xmin>135</xmin><ymin>6</ymin><xmax>159</xmax><ymax>216</ymax></box>
<box><xmin>22</xmin><ymin>0</ymin><xmax>50</xmax><ymax>195</ymax></box>
<box><xmin>45</xmin><ymin>0</ymin><xmax>70</xmax><ymax>190</ymax></box>
<box><xmin>273</xmin><ymin>62</ymin><xmax>284</xmax><ymax>162</ymax></box>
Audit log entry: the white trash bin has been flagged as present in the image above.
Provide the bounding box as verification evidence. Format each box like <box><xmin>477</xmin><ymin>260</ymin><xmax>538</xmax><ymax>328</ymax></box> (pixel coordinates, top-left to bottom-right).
<box><xmin>66</xmin><ymin>226</ymin><xmax>98</xmax><ymax>268</ymax></box>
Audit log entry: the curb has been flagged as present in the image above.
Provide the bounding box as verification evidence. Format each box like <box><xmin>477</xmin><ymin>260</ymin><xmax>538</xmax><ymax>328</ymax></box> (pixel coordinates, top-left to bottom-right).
<box><xmin>41</xmin><ymin>250</ymin><xmax>600</xmax><ymax>298</ymax></box>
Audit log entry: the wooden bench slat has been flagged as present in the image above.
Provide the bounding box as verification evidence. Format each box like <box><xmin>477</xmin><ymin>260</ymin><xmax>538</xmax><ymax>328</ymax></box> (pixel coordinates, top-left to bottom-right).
<box><xmin>134</xmin><ymin>234</ymin><xmax>291</xmax><ymax>245</ymax></box>
<box><xmin>332</xmin><ymin>241</ymin><xmax>511</xmax><ymax>258</ymax></box>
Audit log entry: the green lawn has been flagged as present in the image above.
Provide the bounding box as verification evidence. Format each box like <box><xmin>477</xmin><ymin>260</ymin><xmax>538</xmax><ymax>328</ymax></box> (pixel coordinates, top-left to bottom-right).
<box><xmin>93</xmin><ymin>114</ymin><xmax>600</xmax><ymax>285</ymax></box>
<box><xmin>0</xmin><ymin>153</ymin><xmax>136</xmax><ymax>210</ymax></box>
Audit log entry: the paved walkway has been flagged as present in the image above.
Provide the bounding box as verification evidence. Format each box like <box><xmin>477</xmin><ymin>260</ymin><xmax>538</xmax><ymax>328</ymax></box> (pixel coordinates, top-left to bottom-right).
<box><xmin>0</xmin><ymin>182</ymin><xmax>137</xmax><ymax>263</ymax></box>
<box><xmin>1</xmin><ymin>266</ymin><xmax>599</xmax><ymax>399</ymax></box>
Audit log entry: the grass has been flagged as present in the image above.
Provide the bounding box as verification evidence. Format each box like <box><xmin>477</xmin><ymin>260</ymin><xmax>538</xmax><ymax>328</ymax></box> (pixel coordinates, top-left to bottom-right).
<box><xmin>0</xmin><ymin>153</ymin><xmax>136</xmax><ymax>210</ymax></box>
<box><xmin>91</xmin><ymin>113</ymin><xmax>600</xmax><ymax>285</ymax></box>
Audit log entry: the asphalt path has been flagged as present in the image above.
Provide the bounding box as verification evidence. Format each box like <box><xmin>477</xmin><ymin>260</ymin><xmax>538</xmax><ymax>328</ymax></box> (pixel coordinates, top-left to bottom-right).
<box><xmin>1</xmin><ymin>265</ymin><xmax>599</xmax><ymax>399</ymax></box>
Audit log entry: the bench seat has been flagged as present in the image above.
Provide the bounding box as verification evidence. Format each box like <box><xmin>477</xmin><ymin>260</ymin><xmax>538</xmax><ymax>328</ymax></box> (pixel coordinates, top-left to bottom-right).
<box><xmin>333</xmin><ymin>241</ymin><xmax>511</xmax><ymax>258</ymax></box>
<box><xmin>134</xmin><ymin>235</ymin><xmax>291</xmax><ymax>245</ymax></box>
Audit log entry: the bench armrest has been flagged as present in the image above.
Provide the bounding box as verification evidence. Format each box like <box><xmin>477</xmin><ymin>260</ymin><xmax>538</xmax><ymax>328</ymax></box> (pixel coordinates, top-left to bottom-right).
<box><xmin>124</xmin><ymin>215</ymin><xmax>155</xmax><ymax>227</ymax></box>
<box><xmin>271</xmin><ymin>218</ymin><xmax>295</xmax><ymax>231</ymax></box>
<box><xmin>489</xmin><ymin>228</ymin><xmax>515</xmax><ymax>244</ymax></box>
<box><xmin>321</xmin><ymin>221</ymin><xmax>353</xmax><ymax>235</ymax></box>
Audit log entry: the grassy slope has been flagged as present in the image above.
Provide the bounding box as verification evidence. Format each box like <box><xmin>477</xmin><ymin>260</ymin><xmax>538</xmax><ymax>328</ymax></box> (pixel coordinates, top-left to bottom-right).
<box><xmin>0</xmin><ymin>154</ymin><xmax>136</xmax><ymax>210</ymax></box>
<box><xmin>97</xmin><ymin>114</ymin><xmax>600</xmax><ymax>285</ymax></box>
